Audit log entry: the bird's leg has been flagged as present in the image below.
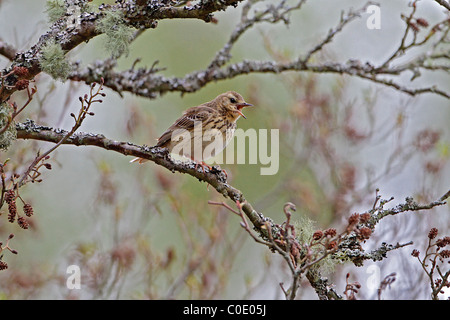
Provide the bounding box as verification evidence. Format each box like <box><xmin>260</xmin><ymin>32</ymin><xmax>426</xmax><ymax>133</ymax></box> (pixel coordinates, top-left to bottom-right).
<box><xmin>190</xmin><ymin>157</ymin><xmax>212</xmax><ymax>174</ymax></box>
<box><xmin>221</xmin><ymin>168</ymin><xmax>228</xmax><ymax>179</ymax></box>
<box><xmin>196</xmin><ymin>161</ymin><xmax>211</xmax><ymax>174</ymax></box>
<box><xmin>189</xmin><ymin>158</ymin><xmax>227</xmax><ymax>183</ymax></box>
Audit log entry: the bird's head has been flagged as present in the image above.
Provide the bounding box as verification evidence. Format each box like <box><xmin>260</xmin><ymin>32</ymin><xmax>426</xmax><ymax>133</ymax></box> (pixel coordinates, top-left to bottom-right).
<box><xmin>216</xmin><ymin>91</ymin><xmax>253</xmax><ymax>120</ymax></box>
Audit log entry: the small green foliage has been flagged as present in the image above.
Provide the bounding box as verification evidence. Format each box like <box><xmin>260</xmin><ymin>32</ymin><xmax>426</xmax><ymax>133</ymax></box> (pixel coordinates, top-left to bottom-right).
<box><xmin>45</xmin><ymin>0</ymin><xmax>66</xmax><ymax>24</ymax></box>
<box><xmin>96</xmin><ymin>9</ymin><xmax>134</xmax><ymax>59</ymax></box>
<box><xmin>39</xmin><ymin>39</ymin><xmax>71</xmax><ymax>82</ymax></box>
<box><xmin>0</xmin><ymin>103</ymin><xmax>17</xmax><ymax>151</ymax></box>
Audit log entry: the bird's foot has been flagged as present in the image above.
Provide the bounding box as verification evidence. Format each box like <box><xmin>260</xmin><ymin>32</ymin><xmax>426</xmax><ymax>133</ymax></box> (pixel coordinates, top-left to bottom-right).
<box><xmin>194</xmin><ymin>161</ymin><xmax>212</xmax><ymax>174</ymax></box>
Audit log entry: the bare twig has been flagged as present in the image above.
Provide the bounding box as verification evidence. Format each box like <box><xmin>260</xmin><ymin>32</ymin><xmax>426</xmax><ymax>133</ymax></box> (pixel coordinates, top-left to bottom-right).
<box><xmin>208</xmin><ymin>0</ymin><xmax>307</xmax><ymax>69</ymax></box>
<box><xmin>412</xmin><ymin>228</ymin><xmax>450</xmax><ymax>300</ymax></box>
<box><xmin>301</xmin><ymin>2</ymin><xmax>375</xmax><ymax>63</ymax></box>
<box><xmin>377</xmin><ymin>272</ymin><xmax>396</xmax><ymax>300</ymax></box>
<box><xmin>17</xmin><ymin>79</ymin><xmax>105</xmax><ymax>187</ymax></box>
<box><xmin>344</xmin><ymin>273</ymin><xmax>361</xmax><ymax>300</ymax></box>
<box><xmin>208</xmin><ymin>200</ymin><xmax>273</xmax><ymax>246</ymax></box>
<box><xmin>3</xmin><ymin>0</ymin><xmax>448</xmax><ymax>299</ymax></box>
<box><xmin>0</xmin><ymin>85</ymin><xmax>37</xmax><ymax>135</ymax></box>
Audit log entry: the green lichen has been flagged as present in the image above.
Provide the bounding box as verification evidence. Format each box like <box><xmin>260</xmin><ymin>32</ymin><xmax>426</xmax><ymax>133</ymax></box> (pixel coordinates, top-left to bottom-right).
<box><xmin>294</xmin><ymin>216</ymin><xmax>338</xmax><ymax>275</ymax></box>
<box><xmin>96</xmin><ymin>9</ymin><xmax>134</xmax><ymax>59</ymax></box>
<box><xmin>45</xmin><ymin>0</ymin><xmax>66</xmax><ymax>24</ymax></box>
<box><xmin>0</xmin><ymin>103</ymin><xmax>17</xmax><ymax>151</ymax></box>
<box><xmin>294</xmin><ymin>215</ymin><xmax>316</xmax><ymax>244</ymax></box>
<box><xmin>38</xmin><ymin>39</ymin><xmax>71</xmax><ymax>82</ymax></box>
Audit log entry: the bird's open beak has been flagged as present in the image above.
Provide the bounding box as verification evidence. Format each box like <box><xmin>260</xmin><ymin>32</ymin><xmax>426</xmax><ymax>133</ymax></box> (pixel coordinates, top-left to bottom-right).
<box><xmin>236</xmin><ymin>102</ymin><xmax>253</xmax><ymax>119</ymax></box>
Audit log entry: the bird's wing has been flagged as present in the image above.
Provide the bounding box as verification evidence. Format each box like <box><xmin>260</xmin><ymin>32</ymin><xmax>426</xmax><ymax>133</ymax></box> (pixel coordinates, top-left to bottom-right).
<box><xmin>156</xmin><ymin>106</ymin><xmax>215</xmax><ymax>147</ymax></box>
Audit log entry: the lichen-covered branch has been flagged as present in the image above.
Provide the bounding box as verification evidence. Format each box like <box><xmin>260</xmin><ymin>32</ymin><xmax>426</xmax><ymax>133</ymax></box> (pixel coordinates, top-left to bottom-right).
<box><xmin>0</xmin><ymin>0</ymin><xmax>245</xmax><ymax>102</ymax></box>
<box><xmin>1</xmin><ymin>1</ymin><xmax>448</xmax><ymax>104</ymax></box>
<box><xmin>70</xmin><ymin>56</ymin><xmax>450</xmax><ymax>100</ymax></box>
<box><xmin>68</xmin><ymin>1</ymin><xmax>450</xmax><ymax>99</ymax></box>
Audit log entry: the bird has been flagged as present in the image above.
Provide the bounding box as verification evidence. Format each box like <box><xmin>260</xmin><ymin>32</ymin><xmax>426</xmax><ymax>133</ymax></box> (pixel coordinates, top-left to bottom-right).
<box><xmin>130</xmin><ymin>91</ymin><xmax>253</xmax><ymax>170</ymax></box>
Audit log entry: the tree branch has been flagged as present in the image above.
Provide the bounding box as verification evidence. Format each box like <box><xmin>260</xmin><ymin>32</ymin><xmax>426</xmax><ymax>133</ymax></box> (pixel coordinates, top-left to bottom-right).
<box><xmin>434</xmin><ymin>0</ymin><xmax>450</xmax><ymax>11</ymax></box>
<box><xmin>70</xmin><ymin>57</ymin><xmax>450</xmax><ymax>100</ymax></box>
<box><xmin>68</xmin><ymin>1</ymin><xmax>450</xmax><ymax>100</ymax></box>
<box><xmin>3</xmin><ymin>1</ymin><xmax>448</xmax><ymax>103</ymax></box>
<box><xmin>0</xmin><ymin>40</ymin><xmax>16</xmax><ymax>61</ymax></box>
<box><xmin>0</xmin><ymin>0</ymin><xmax>246</xmax><ymax>102</ymax></box>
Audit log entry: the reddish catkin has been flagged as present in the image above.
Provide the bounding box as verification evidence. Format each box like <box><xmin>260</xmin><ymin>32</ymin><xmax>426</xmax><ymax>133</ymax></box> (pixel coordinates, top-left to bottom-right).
<box><xmin>428</xmin><ymin>228</ymin><xmax>438</xmax><ymax>240</ymax></box>
<box><xmin>359</xmin><ymin>227</ymin><xmax>372</xmax><ymax>240</ymax></box>
<box><xmin>359</xmin><ymin>213</ymin><xmax>370</xmax><ymax>223</ymax></box>
<box><xmin>324</xmin><ymin>228</ymin><xmax>337</xmax><ymax>238</ymax></box>
<box><xmin>440</xmin><ymin>250</ymin><xmax>450</xmax><ymax>259</ymax></box>
<box><xmin>12</xmin><ymin>66</ymin><xmax>29</xmax><ymax>77</ymax></box>
<box><xmin>4</xmin><ymin>189</ymin><xmax>15</xmax><ymax>204</ymax></box>
<box><xmin>8</xmin><ymin>201</ymin><xmax>17</xmax><ymax>223</ymax></box>
<box><xmin>327</xmin><ymin>240</ymin><xmax>338</xmax><ymax>250</ymax></box>
<box><xmin>416</xmin><ymin>18</ymin><xmax>429</xmax><ymax>27</ymax></box>
<box><xmin>23</xmin><ymin>203</ymin><xmax>34</xmax><ymax>217</ymax></box>
<box><xmin>15</xmin><ymin>79</ymin><xmax>29</xmax><ymax>91</ymax></box>
<box><xmin>17</xmin><ymin>216</ymin><xmax>29</xmax><ymax>229</ymax></box>
<box><xmin>312</xmin><ymin>230</ymin><xmax>323</xmax><ymax>240</ymax></box>
<box><xmin>0</xmin><ymin>261</ymin><xmax>8</xmax><ymax>271</ymax></box>
<box><xmin>348</xmin><ymin>213</ymin><xmax>360</xmax><ymax>226</ymax></box>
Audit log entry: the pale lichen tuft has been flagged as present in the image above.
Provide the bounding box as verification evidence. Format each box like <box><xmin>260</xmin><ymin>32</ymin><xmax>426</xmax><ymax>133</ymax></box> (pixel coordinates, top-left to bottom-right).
<box><xmin>96</xmin><ymin>9</ymin><xmax>134</xmax><ymax>59</ymax></box>
<box><xmin>45</xmin><ymin>0</ymin><xmax>66</xmax><ymax>24</ymax></box>
<box><xmin>0</xmin><ymin>103</ymin><xmax>17</xmax><ymax>151</ymax></box>
<box><xmin>38</xmin><ymin>39</ymin><xmax>71</xmax><ymax>82</ymax></box>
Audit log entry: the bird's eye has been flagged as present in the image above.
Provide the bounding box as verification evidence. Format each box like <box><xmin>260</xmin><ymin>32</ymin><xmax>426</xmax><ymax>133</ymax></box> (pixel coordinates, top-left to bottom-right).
<box><xmin>229</xmin><ymin>97</ymin><xmax>237</xmax><ymax>103</ymax></box>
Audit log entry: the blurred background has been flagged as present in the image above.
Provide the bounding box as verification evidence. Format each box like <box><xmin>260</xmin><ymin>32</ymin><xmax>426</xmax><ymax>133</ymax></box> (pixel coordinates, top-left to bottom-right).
<box><xmin>0</xmin><ymin>0</ymin><xmax>448</xmax><ymax>299</ymax></box>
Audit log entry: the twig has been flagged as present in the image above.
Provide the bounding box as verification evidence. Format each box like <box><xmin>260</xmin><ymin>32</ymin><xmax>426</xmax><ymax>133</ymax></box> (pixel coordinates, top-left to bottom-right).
<box><xmin>208</xmin><ymin>200</ymin><xmax>273</xmax><ymax>246</ymax></box>
<box><xmin>438</xmin><ymin>189</ymin><xmax>450</xmax><ymax>202</ymax></box>
<box><xmin>17</xmin><ymin>79</ymin><xmax>104</xmax><ymax>187</ymax></box>
<box><xmin>301</xmin><ymin>2</ymin><xmax>375</xmax><ymax>63</ymax></box>
<box><xmin>0</xmin><ymin>86</ymin><xmax>37</xmax><ymax>135</ymax></box>
<box><xmin>208</xmin><ymin>0</ymin><xmax>307</xmax><ymax>69</ymax></box>
<box><xmin>412</xmin><ymin>228</ymin><xmax>450</xmax><ymax>300</ymax></box>
<box><xmin>377</xmin><ymin>272</ymin><xmax>396</xmax><ymax>300</ymax></box>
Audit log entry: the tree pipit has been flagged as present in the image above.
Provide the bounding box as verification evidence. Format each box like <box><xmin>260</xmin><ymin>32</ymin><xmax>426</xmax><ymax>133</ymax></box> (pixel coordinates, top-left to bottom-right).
<box><xmin>130</xmin><ymin>91</ymin><xmax>253</xmax><ymax>174</ymax></box>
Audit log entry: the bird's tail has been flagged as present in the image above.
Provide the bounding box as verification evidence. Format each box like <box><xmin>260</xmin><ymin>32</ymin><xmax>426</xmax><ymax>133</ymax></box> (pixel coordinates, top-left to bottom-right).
<box><xmin>129</xmin><ymin>157</ymin><xmax>148</xmax><ymax>164</ymax></box>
